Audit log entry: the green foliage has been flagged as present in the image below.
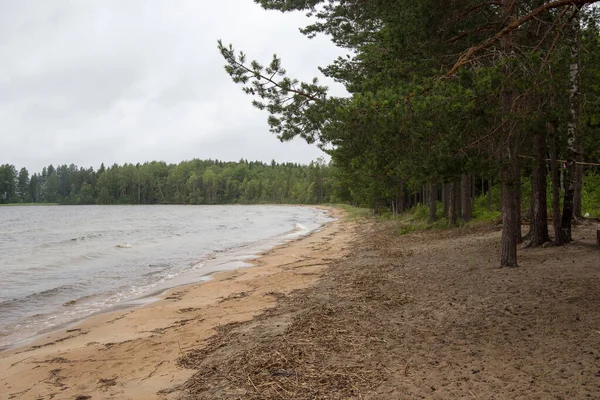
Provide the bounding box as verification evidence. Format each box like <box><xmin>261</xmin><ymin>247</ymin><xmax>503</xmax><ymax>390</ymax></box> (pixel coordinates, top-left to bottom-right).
<box><xmin>0</xmin><ymin>164</ymin><xmax>17</xmax><ymax>204</ymax></box>
<box><xmin>2</xmin><ymin>159</ymin><xmax>347</xmax><ymax>206</ymax></box>
<box><xmin>582</xmin><ymin>170</ymin><xmax>600</xmax><ymax>217</ymax></box>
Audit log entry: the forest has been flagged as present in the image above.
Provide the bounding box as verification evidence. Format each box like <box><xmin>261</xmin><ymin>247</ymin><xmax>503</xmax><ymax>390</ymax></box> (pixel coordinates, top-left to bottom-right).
<box><xmin>217</xmin><ymin>0</ymin><xmax>600</xmax><ymax>266</ymax></box>
<box><xmin>0</xmin><ymin>159</ymin><xmax>337</xmax><ymax>205</ymax></box>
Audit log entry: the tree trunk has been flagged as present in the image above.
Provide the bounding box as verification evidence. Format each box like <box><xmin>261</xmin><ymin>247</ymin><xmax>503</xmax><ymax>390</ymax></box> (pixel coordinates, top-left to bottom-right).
<box><xmin>471</xmin><ymin>175</ymin><xmax>476</xmax><ymax>212</ymax></box>
<box><xmin>516</xmin><ymin>169</ymin><xmax>523</xmax><ymax>244</ymax></box>
<box><xmin>442</xmin><ymin>182</ymin><xmax>449</xmax><ymax>218</ymax></box>
<box><xmin>461</xmin><ymin>174</ymin><xmax>472</xmax><ymax>222</ymax></box>
<box><xmin>499</xmin><ymin>0</ymin><xmax>519</xmax><ymax>267</ymax></box>
<box><xmin>448</xmin><ymin>181</ymin><xmax>458</xmax><ymax>225</ymax></box>
<box><xmin>488</xmin><ymin>177</ymin><xmax>493</xmax><ymax>210</ymax></box>
<box><xmin>561</xmin><ymin>4</ymin><xmax>581</xmax><ymax>243</ymax></box>
<box><xmin>456</xmin><ymin>182</ymin><xmax>462</xmax><ymax>219</ymax></box>
<box><xmin>399</xmin><ymin>179</ymin><xmax>405</xmax><ymax>213</ymax></box>
<box><xmin>429</xmin><ymin>183</ymin><xmax>438</xmax><ymax>223</ymax></box>
<box><xmin>528</xmin><ymin>129</ymin><xmax>550</xmax><ymax>246</ymax></box>
<box><xmin>574</xmin><ymin>150</ymin><xmax>583</xmax><ymax>219</ymax></box>
<box><xmin>548</xmin><ymin>119</ymin><xmax>564</xmax><ymax>245</ymax></box>
<box><xmin>501</xmin><ymin>158</ymin><xmax>520</xmax><ymax>267</ymax></box>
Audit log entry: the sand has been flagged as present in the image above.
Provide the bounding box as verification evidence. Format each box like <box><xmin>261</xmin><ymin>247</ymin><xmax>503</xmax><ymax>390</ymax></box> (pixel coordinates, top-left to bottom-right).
<box><xmin>0</xmin><ymin>207</ymin><xmax>353</xmax><ymax>400</ymax></box>
<box><xmin>4</xmin><ymin>211</ymin><xmax>599</xmax><ymax>399</ymax></box>
<box><xmin>174</xmin><ymin>219</ymin><xmax>600</xmax><ymax>399</ymax></box>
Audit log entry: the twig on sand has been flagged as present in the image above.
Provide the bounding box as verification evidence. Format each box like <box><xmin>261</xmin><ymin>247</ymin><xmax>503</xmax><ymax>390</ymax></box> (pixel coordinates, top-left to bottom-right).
<box><xmin>10</xmin><ymin>356</ymin><xmax>32</xmax><ymax>368</ymax></box>
<box><xmin>141</xmin><ymin>360</ymin><xmax>167</xmax><ymax>381</ymax></box>
<box><xmin>247</xmin><ymin>375</ymin><xmax>259</xmax><ymax>392</ymax></box>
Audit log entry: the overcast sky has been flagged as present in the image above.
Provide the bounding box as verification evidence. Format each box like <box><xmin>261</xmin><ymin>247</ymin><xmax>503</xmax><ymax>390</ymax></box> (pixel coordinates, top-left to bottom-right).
<box><xmin>0</xmin><ymin>0</ymin><xmax>347</xmax><ymax>173</ymax></box>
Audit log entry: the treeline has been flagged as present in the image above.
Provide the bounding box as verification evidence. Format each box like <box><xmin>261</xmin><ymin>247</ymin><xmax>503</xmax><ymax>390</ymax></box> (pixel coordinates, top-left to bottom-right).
<box><xmin>221</xmin><ymin>0</ymin><xmax>600</xmax><ymax>266</ymax></box>
<box><xmin>0</xmin><ymin>159</ymin><xmax>343</xmax><ymax>205</ymax></box>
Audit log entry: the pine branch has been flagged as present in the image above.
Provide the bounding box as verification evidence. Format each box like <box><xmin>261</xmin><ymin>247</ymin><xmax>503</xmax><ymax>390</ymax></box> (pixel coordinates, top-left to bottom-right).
<box><xmin>446</xmin><ymin>0</ymin><xmax>600</xmax><ymax>77</ymax></box>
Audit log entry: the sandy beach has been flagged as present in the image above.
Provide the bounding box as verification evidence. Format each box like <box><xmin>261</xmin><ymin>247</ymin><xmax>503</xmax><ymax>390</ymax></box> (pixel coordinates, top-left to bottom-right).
<box><xmin>0</xmin><ymin>207</ymin><xmax>353</xmax><ymax>400</ymax></box>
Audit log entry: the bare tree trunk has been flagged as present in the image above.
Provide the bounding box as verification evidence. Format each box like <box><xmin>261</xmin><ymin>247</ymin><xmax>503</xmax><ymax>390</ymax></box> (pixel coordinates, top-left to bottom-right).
<box><xmin>501</xmin><ymin>158</ymin><xmax>520</xmax><ymax>266</ymax></box>
<box><xmin>561</xmin><ymin>4</ymin><xmax>581</xmax><ymax>242</ymax></box>
<box><xmin>399</xmin><ymin>179</ymin><xmax>405</xmax><ymax>213</ymax></box>
<box><xmin>449</xmin><ymin>181</ymin><xmax>458</xmax><ymax>225</ymax></box>
<box><xmin>528</xmin><ymin>129</ymin><xmax>550</xmax><ymax>246</ymax></box>
<box><xmin>516</xmin><ymin>170</ymin><xmax>523</xmax><ymax>244</ymax></box>
<box><xmin>461</xmin><ymin>174</ymin><xmax>472</xmax><ymax>222</ymax></box>
<box><xmin>471</xmin><ymin>175</ymin><xmax>476</xmax><ymax>212</ymax></box>
<box><xmin>442</xmin><ymin>182</ymin><xmax>449</xmax><ymax>218</ymax></box>
<box><xmin>488</xmin><ymin>177</ymin><xmax>493</xmax><ymax>210</ymax></box>
<box><xmin>500</xmin><ymin>0</ymin><xmax>520</xmax><ymax>267</ymax></box>
<box><xmin>574</xmin><ymin>150</ymin><xmax>583</xmax><ymax>218</ymax></box>
<box><xmin>456</xmin><ymin>182</ymin><xmax>462</xmax><ymax>219</ymax></box>
<box><xmin>429</xmin><ymin>183</ymin><xmax>438</xmax><ymax>223</ymax></box>
<box><xmin>548</xmin><ymin>119</ymin><xmax>564</xmax><ymax>245</ymax></box>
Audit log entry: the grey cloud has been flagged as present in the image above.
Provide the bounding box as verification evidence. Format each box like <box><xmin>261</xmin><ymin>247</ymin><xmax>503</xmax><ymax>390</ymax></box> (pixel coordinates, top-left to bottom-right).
<box><xmin>0</xmin><ymin>0</ymin><xmax>347</xmax><ymax>173</ymax></box>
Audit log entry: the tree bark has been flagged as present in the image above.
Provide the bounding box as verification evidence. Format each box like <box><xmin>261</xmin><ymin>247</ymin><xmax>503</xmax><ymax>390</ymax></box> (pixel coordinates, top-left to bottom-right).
<box><xmin>516</xmin><ymin>169</ymin><xmax>523</xmax><ymax>244</ymax></box>
<box><xmin>442</xmin><ymin>182</ymin><xmax>449</xmax><ymax>218</ymax></box>
<box><xmin>449</xmin><ymin>181</ymin><xmax>458</xmax><ymax>225</ymax></box>
<box><xmin>573</xmin><ymin>149</ymin><xmax>584</xmax><ymax>218</ymax></box>
<box><xmin>461</xmin><ymin>174</ymin><xmax>472</xmax><ymax>222</ymax></box>
<box><xmin>561</xmin><ymin>4</ymin><xmax>581</xmax><ymax>243</ymax></box>
<box><xmin>456</xmin><ymin>181</ymin><xmax>462</xmax><ymax>219</ymax></box>
<box><xmin>528</xmin><ymin>129</ymin><xmax>550</xmax><ymax>246</ymax></box>
<box><xmin>548</xmin><ymin>119</ymin><xmax>564</xmax><ymax>245</ymax></box>
<box><xmin>399</xmin><ymin>179</ymin><xmax>405</xmax><ymax>213</ymax></box>
<box><xmin>429</xmin><ymin>183</ymin><xmax>438</xmax><ymax>223</ymax></box>
<box><xmin>501</xmin><ymin>158</ymin><xmax>520</xmax><ymax>266</ymax></box>
<box><xmin>500</xmin><ymin>0</ymin><xmax>520</xmax><ymax>267</ymax></box>
<box><xmin>488</xmin><ymin>177</ymin><xmax>493</xmax><ymax>210</ymax></box>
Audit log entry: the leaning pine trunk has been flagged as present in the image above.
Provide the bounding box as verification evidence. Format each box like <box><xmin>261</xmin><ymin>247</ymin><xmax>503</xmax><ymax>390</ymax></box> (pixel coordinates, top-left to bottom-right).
<box><xmin>528</xmin><ymin>129</ymin><xmax>550</xmax><ymax>246</ymax></box>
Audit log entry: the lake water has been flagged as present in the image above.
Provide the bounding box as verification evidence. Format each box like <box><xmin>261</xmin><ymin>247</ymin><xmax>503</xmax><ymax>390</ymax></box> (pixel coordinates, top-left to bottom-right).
<box><xmin>0</xmin><ymin>205</ymin><xmax>331</xmax><ymax>349</ymax></box>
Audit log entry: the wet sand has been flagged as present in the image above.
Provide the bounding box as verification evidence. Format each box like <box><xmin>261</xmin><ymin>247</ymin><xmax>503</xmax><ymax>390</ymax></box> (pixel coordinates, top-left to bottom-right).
<box><xmin>0</xmin><ymin>207</ymin><xmax>353</xmax><ymax>400</ymax></box>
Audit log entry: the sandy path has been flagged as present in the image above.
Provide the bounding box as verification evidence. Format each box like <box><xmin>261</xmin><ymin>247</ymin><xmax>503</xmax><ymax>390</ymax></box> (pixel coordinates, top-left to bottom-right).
<box><xmin>0</xmin><ymin>207</ymin><xmax>353</xmax><ymax>400</ymax></box>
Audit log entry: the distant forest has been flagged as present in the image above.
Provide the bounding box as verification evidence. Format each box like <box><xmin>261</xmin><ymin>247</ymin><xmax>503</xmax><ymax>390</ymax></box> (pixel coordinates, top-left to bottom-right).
<box><xmin>0</xmin><ymin>159</ymin><xmax>343</xmax><ymax>205</ymax></box>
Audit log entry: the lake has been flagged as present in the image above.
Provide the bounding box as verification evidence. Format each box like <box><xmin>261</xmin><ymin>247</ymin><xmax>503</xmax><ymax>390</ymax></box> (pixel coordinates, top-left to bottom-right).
<box><xmin>0</xmin><ymin>205</ymin><xmax>331</xmax><ymax>349</ymax></box>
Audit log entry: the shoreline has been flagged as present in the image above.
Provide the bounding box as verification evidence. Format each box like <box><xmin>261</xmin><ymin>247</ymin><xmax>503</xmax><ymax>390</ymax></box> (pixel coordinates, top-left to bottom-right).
<box><xmin>0</xmin><ymin>206</ymin><xmax>352</xmax><ymax>400</ymax></box>
<box><xmin>0</xmin><ymin>205</ymin><xmax>332</xmax><ymax>352</ymax></box>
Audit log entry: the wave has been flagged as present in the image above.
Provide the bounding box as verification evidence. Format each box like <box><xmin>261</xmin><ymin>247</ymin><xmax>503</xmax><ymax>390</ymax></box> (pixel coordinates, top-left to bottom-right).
<box><xmin>293</xmin><ymin>223</ymin><xmax>309</xmax><ymax>233</ymax></box>
<box><xmin>68</xmin><ymin>232</ymin><xmax>104</xmax><ymax>242</ymax></box>
<box><xmin>0</xmin><ymin>284</ymin><xmax>80</xmax><ymax>311</ymax></box>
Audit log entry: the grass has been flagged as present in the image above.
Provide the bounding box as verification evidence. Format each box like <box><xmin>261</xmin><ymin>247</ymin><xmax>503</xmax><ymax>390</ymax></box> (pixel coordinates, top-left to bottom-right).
<box><xmin>324</xmin><ymin>203</ymin><xmax>374</xmax><ymax>221</ymax></box>
<box><xmin>330</xmin><ymin>195</ymin><xmax>502</xmax><ymax>236</ymax></box>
